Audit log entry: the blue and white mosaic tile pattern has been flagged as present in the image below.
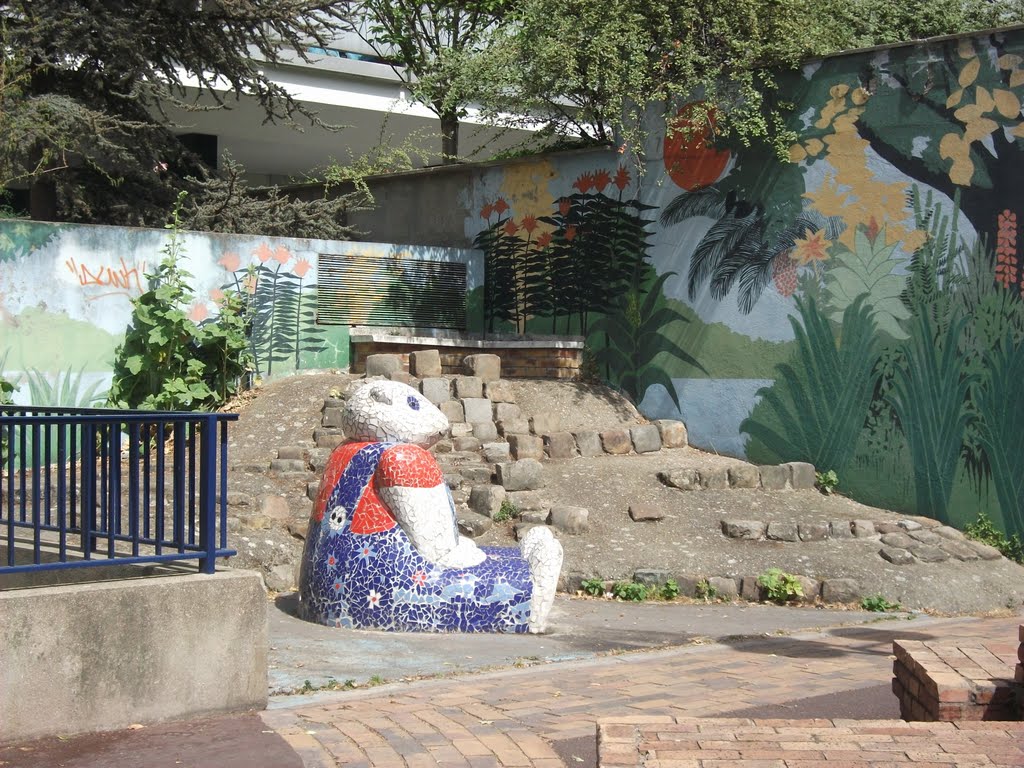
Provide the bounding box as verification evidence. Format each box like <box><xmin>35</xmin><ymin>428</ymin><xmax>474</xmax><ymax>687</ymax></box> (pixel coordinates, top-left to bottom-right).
<box><xmin>298</xmin><ymin>380</ymin><xmax>562</xmax><ymax>633</ymax></box>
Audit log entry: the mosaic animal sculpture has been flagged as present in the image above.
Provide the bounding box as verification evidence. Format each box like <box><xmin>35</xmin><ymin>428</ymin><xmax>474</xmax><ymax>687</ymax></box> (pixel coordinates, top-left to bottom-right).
<box><xmin>298</xmin><ymin>379</ymin><xmax>563</xmax><ymax>633</ymax></box>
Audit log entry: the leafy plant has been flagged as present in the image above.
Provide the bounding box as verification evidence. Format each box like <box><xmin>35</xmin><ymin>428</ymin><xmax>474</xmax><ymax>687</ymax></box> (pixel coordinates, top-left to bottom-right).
<box><xmin>610</xmin><ymin>581</ymin><xmax>648</xmax><ymax>602</ymax></box>
<box><xmin>815</xmin><ymin>470</ymin><xmax>839</xmax><ymax>495</ymax></box>
<box><xmin>695</xmin><ymin>578</ymin><xmax>718</xmax><ymax>602</ymax></box>
<box><xmin>580</xmin><ymin>577</ymin><xmax>606</xmax><ymax>597</ymax></box>
<box><xmin>886</xmin><ymin>311</ymin><xmax>975</xmax><ymax>523</ymax></box>
<box><xmin>107</xmin><ymin>193</ymin><xmax>252</xmax><ymax>411</ymax></box>
<box><xmin>23</xmin><ymin>367</ymin><xmax>105</xmax><ymax>408</ymax></box>
<box><xmin>493</xmin><ymin>499</ymin><xmax>520</xmax><ymax>523</ymax></box>
<box><xmin>860</xmin><ymin>594</ymin><xmax>901</xmax><ymax>612</ymax></box>
<box><xmin>742</xmin><ymin>295</ymin><xmax>880</xmax><ymax>471</ymax></box>
<box><xmin>0</xmin><ymin>368</ymin><xmax>14</xmax><ymax>464</ymax></box>
<box><xmin>660</xmin><ymin>579</ymin><xmax>680</xmax><ymax>600</ymax></box>
<box><xmin>965</xmin><ymin>511</ymin><xmax>1024</xmax><ymax>564</ymax></box>
<box><xmin>660</xmin><ymin>190</ymin><xmax>845</xmax><ymax>314</ymax></box>
<box><xmin>757</xmin><ymin>568</ymin><xmax>804</xmax><ymax>603</ymax></box>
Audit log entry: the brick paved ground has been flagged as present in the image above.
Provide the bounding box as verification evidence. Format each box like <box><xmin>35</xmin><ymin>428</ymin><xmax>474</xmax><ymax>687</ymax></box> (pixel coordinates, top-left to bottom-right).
<box><xmin>598</xmin><ymin>718</ymin><xmax>1024</xmax><ymax>767</ymax></box>
<box><xmin>261</xmin><ymin>614</ymin><xmax>1023</xmax><ymax>768</ymax></box>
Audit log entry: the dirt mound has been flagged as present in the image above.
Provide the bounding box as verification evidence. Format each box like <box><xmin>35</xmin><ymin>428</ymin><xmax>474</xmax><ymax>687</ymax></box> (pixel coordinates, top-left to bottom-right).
<box><xmin>508</xmin><ymin>379</ymin><xmax>644</xmax><ymax>432</ymax></box>
<box><xmin>224</xmin><ymin>372</ymin><xmax>1024</xmax><ymax>614</ymax></box>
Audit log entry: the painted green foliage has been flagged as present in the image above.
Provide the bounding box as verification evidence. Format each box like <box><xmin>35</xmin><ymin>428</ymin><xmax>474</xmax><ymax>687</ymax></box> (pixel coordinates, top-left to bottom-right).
<box><xmin>590</xmin><ymin>271</ymin><xmax>705</xmax><ymax>410</ymax></box>
<box><xmin>0</xmin><ymin>221</ymin><xmax>60</xmax><ymax>260</ymax></box>
<box><xmin>740</xmin><ymin>295</ymin><xmax>880</xmax><ymax>471</ymax></box>
<box><xmin>656</xmin><ymin>30</ymin><xmax>1024</xmax><ymax>541</ymax></box>
<box><xmin>473</xmin><ymin>165</ymin><xmax>703</xmax><ymax>406</ymax></box>
<box><xmin>219</xmin><ymin>244</ymin><xmax>324</xmax><ymax>379</ymax></box>
<box><xmin>475</xmin><ymin>166</ymin><xmax>657</xmax><ymax>335</ymax></box>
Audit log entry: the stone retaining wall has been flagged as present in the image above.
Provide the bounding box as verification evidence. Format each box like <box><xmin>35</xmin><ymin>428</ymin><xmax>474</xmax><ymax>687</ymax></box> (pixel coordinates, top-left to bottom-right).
<box><xmin>350</xmin><ymin>333</ymin><xmax>583</xmax><ymax>379</ymax></box>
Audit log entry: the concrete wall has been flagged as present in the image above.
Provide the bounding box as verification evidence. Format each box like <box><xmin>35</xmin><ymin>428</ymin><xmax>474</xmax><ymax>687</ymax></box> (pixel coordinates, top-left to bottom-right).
<box><xmin>0</xmin><ymin>222</ymin><xmax>481</xmax><ymax>404</ymax></box>
<box><xmin>0</xmin><ymin>569</ymin><xmax>268</xmax><ymax>743</ymax></box>
<box><xmin>345</xmin><ymin>147</ymin><xmax>610</xmax><ymax>248</ymax></box>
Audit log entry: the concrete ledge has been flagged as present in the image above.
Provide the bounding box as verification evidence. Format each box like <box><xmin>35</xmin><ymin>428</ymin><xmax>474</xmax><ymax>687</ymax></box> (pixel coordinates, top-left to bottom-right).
<box><xmin>350</xmin><ymin>333</ymin><xmax>584</xmax><ymax>379</ymax></box>
<box><xmin>0</xmin><ymin>569</ymin><xmax>267</xmax><ymax>743</ymax></box>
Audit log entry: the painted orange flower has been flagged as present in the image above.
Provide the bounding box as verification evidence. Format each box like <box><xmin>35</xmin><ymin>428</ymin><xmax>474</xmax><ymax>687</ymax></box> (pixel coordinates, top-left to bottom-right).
<box><xmin>864</xmin><ymin>216</ymin><xmax>880</xmax><ymax>244</ymax></box>
<box><xmin>254</xmin><ymin>243</ymin><xmax>273</xmax><ymax>263</ymax></box>
<box><xmin>536</xmin><ymin>232</ymin><xmax>552</xmax><ymax>249</ymax></box>
<box><xmin>292</xmin><ymin>258</ymin><xmax>312</xmax><ymax>278</ymax></box>
<box><xmin>218</xmin><ymin>251</ymin><xmax>241</xmax><ymax>272</ymax></box>
<box><xmin>593</xmin><ymin>170</ymin><xmax>611</xmax><ymax>193</ymax></box>
<box><xmin>503</xmin><ymin>220</ymin><xmax>518</xmax><ymax>236</ymax></box>
<box><xmin>521</xmin><ymin>215</ymin><xmax>538</xmax><ymax>234</ymax></box>
<box><xmin>273</xmin><ymin>246</ymin><xmax>291</xmax><ymax>265</ymax></box>
<box><xmin>558</xmin><ymin>198</ymin><xmax>571</xmax><ymax>217</ymax></box>
<box><xmin>209</xmin><ymin>288</ymin><xmax>225</xmax><ymax>302</ymax></box>
<box><xmin>564</xmin><ymin>225</ymin><xmax>577</xmax><ymax>242</ymax></box>
<box><xmin>791</xmin><ymin>229</ymin><xmax>831</xmax><ymax>265</ymax></box>
<box><xmin>189</xmin><ymin>303</ymin><xmax>209</xmax><ymax>322</ymax></box>
<box><xmin>613</xmin><ymin>165</ymin><xmax>631</xmax><ymax>191</ymax></box>
<box><xmin>481</xmin><ymin>202</ymin><xmax>494</xmax><ymax>219</ymax></box>
<box><xmin>573</xmin><ymin>172</ymin><xmax>595</xmax><ymax>193</ymax></box>
<box><xmin>493</xmin><ymin>198</ymin><xmax>509</xmax><ymax>215</ymax></box>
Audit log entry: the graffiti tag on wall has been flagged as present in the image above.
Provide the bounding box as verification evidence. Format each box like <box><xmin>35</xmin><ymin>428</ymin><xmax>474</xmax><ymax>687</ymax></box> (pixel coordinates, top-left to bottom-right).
<box><xmin>64</xmin><ymin>257</ymin><xmax>146</xmax><ymax>300</ymax></box>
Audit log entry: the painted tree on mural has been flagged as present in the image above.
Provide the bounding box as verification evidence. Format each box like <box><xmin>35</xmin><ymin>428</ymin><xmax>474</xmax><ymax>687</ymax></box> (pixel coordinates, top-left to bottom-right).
<box><xmin>800</xmin><ymin>34</ymin><xmax>1024</xmax><ymax>257</ymax></box>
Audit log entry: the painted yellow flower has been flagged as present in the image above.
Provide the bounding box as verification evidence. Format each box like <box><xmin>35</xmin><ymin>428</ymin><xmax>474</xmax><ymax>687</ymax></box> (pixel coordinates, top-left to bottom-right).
<box><xmin>791</xmin><ymin>230</ymin><xmax>832</xmax><ymax>265</ymax></box>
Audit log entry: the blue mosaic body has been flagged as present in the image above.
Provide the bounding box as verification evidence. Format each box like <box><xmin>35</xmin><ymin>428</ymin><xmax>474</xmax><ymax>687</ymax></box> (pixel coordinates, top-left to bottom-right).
<box><xmin>299</xmin><ymin>442</ymin><xmax>534</xmax><ymax>632</ymax></box>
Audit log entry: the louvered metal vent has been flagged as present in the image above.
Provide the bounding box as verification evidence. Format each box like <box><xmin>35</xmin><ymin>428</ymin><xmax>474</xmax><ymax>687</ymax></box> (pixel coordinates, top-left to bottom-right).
<box><xmin>316</xmin><ymin>253</ymin><xmax>467</xmax><ymax>329</ymax></box>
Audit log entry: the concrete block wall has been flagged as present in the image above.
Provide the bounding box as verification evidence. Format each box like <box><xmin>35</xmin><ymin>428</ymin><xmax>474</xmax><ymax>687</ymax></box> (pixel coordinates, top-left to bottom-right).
<box><xmin>0</xmin><ymin>569</ymin><xmax>268</xmax><ymax>743</ymax></box>
<box><xmin>350</xmin><ymin>341</ymin><xmax>581</xmax><ymax>379</ymax></box>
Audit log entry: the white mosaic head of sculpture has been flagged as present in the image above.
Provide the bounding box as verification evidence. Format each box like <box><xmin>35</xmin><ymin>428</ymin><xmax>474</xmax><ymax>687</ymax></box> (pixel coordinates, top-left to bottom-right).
<box><xmin>342</xmin><ymin>380</ymin><xmax>449</xmax><ymax>446</ymax></box>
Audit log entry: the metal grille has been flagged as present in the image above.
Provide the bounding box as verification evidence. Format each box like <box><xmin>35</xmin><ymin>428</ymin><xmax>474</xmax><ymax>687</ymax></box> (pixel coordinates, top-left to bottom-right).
<box><xmin>317</xmin><ymin>253</ymin><xmax>467</xmax><ymax>329</ymax></box>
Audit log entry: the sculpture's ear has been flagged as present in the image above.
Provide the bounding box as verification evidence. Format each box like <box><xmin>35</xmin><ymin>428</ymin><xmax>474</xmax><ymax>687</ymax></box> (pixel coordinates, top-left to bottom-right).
<box><xmin>369</xmin><ymin>385</ymin><xmax>393</xmax><ymax>406</ymax></box>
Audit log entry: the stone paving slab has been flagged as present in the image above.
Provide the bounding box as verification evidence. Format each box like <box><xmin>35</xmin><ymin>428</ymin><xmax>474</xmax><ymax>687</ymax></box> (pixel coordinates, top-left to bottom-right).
<box><xmin>267</xmin><ymin>594</ymin><xmax>886</xmax><ymax>695</ymax></box>
<box><xmin>598</xmin><ymin>717</ymin><xmax>1024</xmax><ymax>767</ymax></box>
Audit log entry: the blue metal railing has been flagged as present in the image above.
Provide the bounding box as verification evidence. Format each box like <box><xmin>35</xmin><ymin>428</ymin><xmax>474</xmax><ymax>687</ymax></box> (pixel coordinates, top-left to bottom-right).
<box><xmin>0</xmin><ymin>407</ymin><xmax>238</xmax><ymax>575</ymax></box>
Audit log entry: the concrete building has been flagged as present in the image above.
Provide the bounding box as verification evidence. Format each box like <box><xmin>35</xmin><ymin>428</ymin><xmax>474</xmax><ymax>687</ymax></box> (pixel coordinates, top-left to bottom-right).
<box><xmin>166</xmin><ymin>30</ymin><xmax>531</xmax><ymax>186</ymax></box>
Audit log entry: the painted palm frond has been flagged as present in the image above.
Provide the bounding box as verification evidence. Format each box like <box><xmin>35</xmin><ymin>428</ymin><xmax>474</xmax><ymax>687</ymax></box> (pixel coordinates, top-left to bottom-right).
<box><xmin>659</xmin><ymin>187</ymin><xmax>726</xmax><ymax>226</ymax></box>
<box><xmin>709</xmin><ymin>218</ymin><xmax>767</xmax><ymax>302</ymax></box>
<box><xmin>688</xmin><ymin>211</ymin><xmax>760</xmax><ymax>300</ymax></box>
<box><xmin>741</xmin><ymin>295</ymin><xmax>880</xmax><ymax>470</ymax></box>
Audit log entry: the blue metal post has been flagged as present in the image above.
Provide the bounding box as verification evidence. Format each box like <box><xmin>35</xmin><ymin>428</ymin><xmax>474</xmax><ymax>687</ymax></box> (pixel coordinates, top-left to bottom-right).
<box><xmin>198</xmin><ymin>415</ymin><xmax>218</xmax><ymax>574</ymax></box>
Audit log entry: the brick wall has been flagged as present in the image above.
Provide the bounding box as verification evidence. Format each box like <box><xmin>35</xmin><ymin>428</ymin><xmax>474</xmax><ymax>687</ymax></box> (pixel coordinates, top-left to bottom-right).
<box><xmin>351</xmin><ymin>341</ymin><xmax>581</xmax><ymax>379</ymax></box>
<box><xmin>892</xmin><ymin>638</ymin><xmax>1020</xmax><ymax>721</ymax></box>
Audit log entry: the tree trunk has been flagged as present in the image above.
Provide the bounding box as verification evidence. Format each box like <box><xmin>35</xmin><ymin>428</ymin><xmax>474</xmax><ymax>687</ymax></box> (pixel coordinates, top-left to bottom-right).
<box><xmin>440</xmin><ymin>110</ymin><xmax>459</xmax><ymax>163</ymax></box>
<box><xmin>29</xmin><ymin>177</ymin><xmax>58</xmax><ymax>221</ymax></box>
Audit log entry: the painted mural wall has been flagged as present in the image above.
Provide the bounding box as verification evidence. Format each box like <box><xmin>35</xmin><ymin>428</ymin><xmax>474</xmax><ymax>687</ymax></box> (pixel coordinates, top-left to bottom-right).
<box><xmin>462</xmin><ymin>27</ymin><xmax>1024</xmax><ymax>541</ymax></box>
<box><xmin>0</xmin><ymin>221</ymin><xmax>483</xmax><ymax>406</ymax></box>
